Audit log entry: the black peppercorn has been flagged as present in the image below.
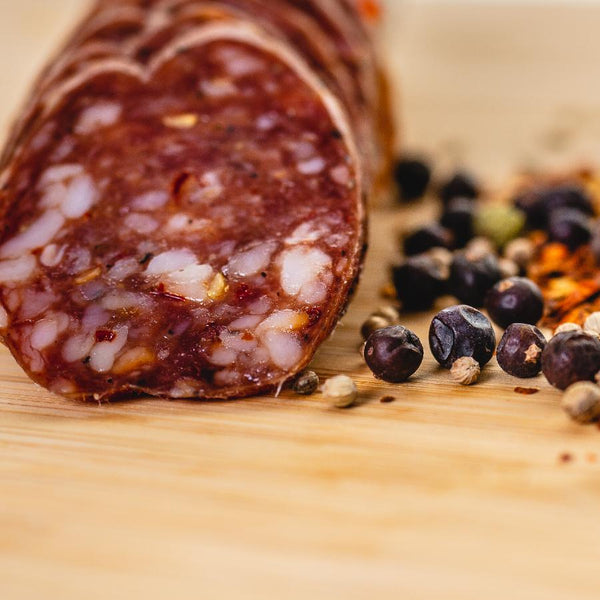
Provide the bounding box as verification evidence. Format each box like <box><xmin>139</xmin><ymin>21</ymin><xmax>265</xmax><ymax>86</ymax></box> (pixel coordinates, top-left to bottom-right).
<box><xmin>541</xmin><ymin>331</ymin><xmax>600</xmax><ymax>390</ymax></box>
<box><xmin>403</xmin><ymin>224</ymin><xmax>454</xmax><ymax>257</ymax></box>
<box><xmin>429</xmin><ymin>305</ymin><xmax>496</xmax><ymax>368</ymax></box>
<box><xmin>394</xmin><ymin>157</ymin><xmax>431</xmax><ymax>201</ymax></box>
<box><xmin>448</xmin><ymin>253</ymin><xmax>502</xmax><ymax>308</ymax></box>
<box><xmin>439</xmin><ymin>171</ymin><xmax>479</xmax><ymax>205</ymax></box>
<box><xmin>497</xmin><ymin>324</ymin><xmax>547</xmax><ymax>378</ymax></box>
<box><xmin>365</xmin><ymin>326</ymin><xmax>424</xmax><ymax>383</ymax></box>
<box><xmin>485</xmin><ymin>277</ymin><xmax>544</xmax><ymax>329</ymax></box>
<box><xmin>440</xmin><ymin>197</ymin><xmax>475</xmax><ymax>248</ymax></box>
<box><xmin>515</xmin><ymin>184</ymin><xmax>594</xmax><ymax>230</ymax></box>
<box><xmin>392</xmin><ymin>256</ymin><xmax>447</xmax><ymax>312</ymax></box>
<box><xmin>547</xmin><ymin>208</ymin><xmax>592</xmax><ymax>250</ymax></box>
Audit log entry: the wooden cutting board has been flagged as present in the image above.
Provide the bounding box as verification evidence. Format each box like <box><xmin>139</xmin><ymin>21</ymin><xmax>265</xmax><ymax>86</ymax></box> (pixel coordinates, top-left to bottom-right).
<box><xmin>2</xmin><ymin>3</ymin><xmax>600</xmax><ymax>599</ymax></box>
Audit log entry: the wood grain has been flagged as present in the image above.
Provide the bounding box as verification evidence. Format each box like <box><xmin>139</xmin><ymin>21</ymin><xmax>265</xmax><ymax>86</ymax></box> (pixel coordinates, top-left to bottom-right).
<box><xmin>2</xmin><ymin>3</ymin><xmax>600</xmax><ymax>599</ymax></box>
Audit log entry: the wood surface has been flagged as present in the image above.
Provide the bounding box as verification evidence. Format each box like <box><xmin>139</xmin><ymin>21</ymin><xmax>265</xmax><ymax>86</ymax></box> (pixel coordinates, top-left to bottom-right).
<box><xmin>2</xmin><ymin>2</ymin><xmax>600</xmax><ymax>599</ymax></box>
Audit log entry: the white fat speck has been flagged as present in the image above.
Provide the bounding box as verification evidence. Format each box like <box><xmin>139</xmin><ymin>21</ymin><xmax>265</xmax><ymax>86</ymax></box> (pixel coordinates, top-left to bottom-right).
<box><xmin>61</xmin><ymin>174</ymin><xmax>98</xmax><ymax>218</ymax></box>
<box><xmin>146</xmin><ymin>249</ymin><xmax>197</xmax><ymax>275</ymax></box>
<box><xmin>285</xmin><ymin>222</ymin><xmax>329</xmax><ymax>245</ymax></box>
<box><xmin>39</xmin><ymin>164</ymin><xmax>84</xmax><ymax>187</ymax></box>
<box><xmin>89</xmin><ymin>326</ymin><xmax>128</xmax><ymax>373</ymax></box>
<box><xmin>291</xmin><ymin>140</ymin><xmax>316</xmax><ymax>160</ymax></box>
<box><xmin>256</xmin><ymin>113</ymin><xmax>278</xmax><ymax>131</ymax></box>
<box><xmin>209</xmin><ymin>346</ymin><xmax>237</xmax><ymax>367</ymax></box>
<box><xmin>124</xmin><ymin>213</ymin><xmax>159</xmax><ymax>234</ymax></box>
<box><xmin>6</xmin><ymin>289</ymin><xmax>22</xmax><ymax>311</ymax></box>
<box><xmin>257</xmin><ymin>310</ymin><xmax>306</xmax><ymax>335</ymax></box>
<box><xmin>51</xmin><ymin>138</ymin><xmax>76</xmax><ymax>162</ymax></box>
<box><xmin>214</xmin><ymin>369</ymin><xmax>241</xmax><ymax>387</ymax></box>
<box><xmin>298</xmin><ymin>279</ymin><xmax>328</xmax><ymax>304</ymax></box>
<box><xmin>40</xmin><ymin>183</ymin><xmax>67</xmax><ymax>210</ymax></box>
<box><xmin>62</xmin><ymin>333</ymin><xmax>95</xmax><ymax>363</ymax></box>
<box><xmin>31</xmin><ymin>123</ymin><xmax>56</xmax><ymax>152</ymax></box>
<box><xmin>227</xmin><ymin>242</ymin><xmax>276</xmax><ymax>278</ymax></box>
<box><xmin>167</xmin><ymin>213</ymin><xmax>211</xmax><ymax>232</ymax></box>
<box><xmin>20</xmin><ymin>289</ymin><xmax>55</xmax><ymax>320</ymax></box>
<box><xmin>75</xmin><ymin>102</ymin><xmax>122</xmax><ymax>136</ymax></box>
<box><xmin>51</xmin><ymin>378</ymin><xmax>77</xmax><ymax>396</ymax></box>
<box><xmin>297</xmin><ymin>157</ymin><xmax>326</xmax><ymax>175</ymax></box>
<box><xmin>30</xmin><ymin>317</ymin><xmax>60</xmax><ymax>350</ymax></box>
<box><xmin>40</xmin><ymin>244</ymin><xmax>67</xmax><ymax>267</ymax></box>
<box><xmin>248</xmin><ymin>297</ymin><xmax>271</xmax><ymax>315</ymax></box>
<box><xmin>0</xmin><ymin>210</ymin><xmax>65</xmax><ymax>259</ymax></box>
<box><xmin>190</xmin><ymin>171</ymin><xmax>223</xmax><ymax>203</ymax></box>
<box><xmin>199</xmin><ymin>78</ymin><xmax>237</xmax><ymax>97</ymax></box>
<box><xmin>220</xmin><ymin>330</ymin><xmax>257</xmax><ymax>353</ymax></box>
<box><xmin>0</xmin><ymin>305</ymin><xmax>8</xmax><ymax>329</ymax></box>
<box><xmin>330</xmin><ymin>165</ymin><xmax>350</xmax><ymax>186</ymax></box>
<box><xmin>158</xmin><ymin>348</ymin><xmax>170</xmax><ymax>361</ymax></box>
<box><xmin>65</xmin><ymin>246</ymin><xmax>91</xmax><ymax>275</ymax></box>
<box><xmin>107</xmin><ymin>257</ymin><xmax>140</xmax><ymax>281</ymax></box>
<box><xmin>101</xmin><ymin>291</ymin><xmax>148</xmax><ymax>310</ymax></box>
<box><xmin>252</xmin><ymin>347</ymin><xmax>270</xmax><ymax>364</ymax></box>
<box><xmin>131</xmin><ymin>190</ymin><xmax>169</xmax><ymax>211</ymax></box>
<box><xmin>263</xmin><ymin>330</ymin><xmax>303</xmax><ymax>371</ymax></box>
<box><xmin>0</xmin><ymin>255</ymin><xmax>37</xmax><ymax>283</ymax></box>
<box><xmin>82</xmin><ymin>304</ymin><xmax>110</xmax><ymax>331</ymax></box>
<box><xmin>278</xmin><ymin>246</ymin><xmax>332</xmax><ymax>299</ymax></box>
<box><xmin>169</xmin><ymin>379</ymin><xmax>197</xmax><ymax>398</ymax></box>
<box><xmin>229</xmin><ymin>315</ymin><xmax>262</xmax><ymax>330</ymax></box>
<box><xmin>218</xmin><ymin>46</ymin><xmax>265</xmax><ymax>76</ymax></box>
<box><xmin>163</xmin><ymin>264</ymin><xmax>214</xmax><ymax>302</ymax></box>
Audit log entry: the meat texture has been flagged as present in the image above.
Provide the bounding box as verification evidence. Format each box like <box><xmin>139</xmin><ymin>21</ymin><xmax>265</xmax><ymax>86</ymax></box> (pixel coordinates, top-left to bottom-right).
<box><xmin>0</xmin><ymin>0</ymin><xmax>392</xmax><ymax>400</ymax></box>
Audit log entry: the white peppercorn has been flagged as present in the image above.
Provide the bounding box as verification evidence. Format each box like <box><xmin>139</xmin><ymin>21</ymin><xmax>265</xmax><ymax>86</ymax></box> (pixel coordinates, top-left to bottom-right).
<box><xmin>323</xmin><ymin>375</ymin><xmax>358</xmax><ymax>408</ymax></box>
<box><xmin>554</xmin><ymin>322</ymin><xmax>582</xmax><ymax>336</ymax></box>
<box><xmin>584</xmin><ymin>312</ymin><xmax>600</xmax><ymax>336</ymax></box>
<box><xmin>450</xmin><ymin>356</ymin><xmax>481</xmax><ymax>386</ymax></box>
<box><xmin>504</xmin><ymin>237</ymin><xmax>535</xmax><ymax>271</ymax></box>
<box><xmin>561</xmin><ymin>382</ymin><xmax>600</xmax><ymax>424</ymax></box>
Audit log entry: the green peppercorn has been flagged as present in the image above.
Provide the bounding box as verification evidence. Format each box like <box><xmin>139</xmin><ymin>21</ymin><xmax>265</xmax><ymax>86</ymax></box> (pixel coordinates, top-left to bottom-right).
<box><xmin>474</xmin><ymin>204</ymin><xmax>526</xmax><ymax>249</ymax></box>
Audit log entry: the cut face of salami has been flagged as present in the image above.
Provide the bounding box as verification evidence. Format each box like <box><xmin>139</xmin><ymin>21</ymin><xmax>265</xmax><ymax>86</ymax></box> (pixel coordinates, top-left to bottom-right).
<box><xmin>0</xmin><ymin>2</ymin><xmax>389</xmax><ymax>400</ymax></box>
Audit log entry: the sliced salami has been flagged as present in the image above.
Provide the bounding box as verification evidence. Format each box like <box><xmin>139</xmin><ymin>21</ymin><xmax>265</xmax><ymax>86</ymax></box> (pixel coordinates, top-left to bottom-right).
<box><xmin>0</xmin><ymin>1</ymin><xmax>390</xmax><ymax>400</ymax></box>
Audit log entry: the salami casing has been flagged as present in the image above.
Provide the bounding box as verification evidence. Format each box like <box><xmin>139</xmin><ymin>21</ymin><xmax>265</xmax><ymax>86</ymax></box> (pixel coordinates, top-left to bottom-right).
<box><xmin>0</xmin><ymin>0</ymin><xmax>391</xmax><ymax>400</ymax></box>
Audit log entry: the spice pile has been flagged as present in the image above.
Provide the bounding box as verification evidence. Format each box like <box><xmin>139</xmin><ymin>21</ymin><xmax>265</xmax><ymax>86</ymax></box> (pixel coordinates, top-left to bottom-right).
<box><xmin>297</xmin><ymin>158</ymin><xmax>600</xmax><ymax>424</ymax></box>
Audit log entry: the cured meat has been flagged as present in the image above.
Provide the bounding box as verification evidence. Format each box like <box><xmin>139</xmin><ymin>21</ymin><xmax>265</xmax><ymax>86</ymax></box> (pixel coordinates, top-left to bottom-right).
<box><xmin>0</xmin><ymin>0</ymin><xmax>391</xmax><ymax>400</ymax></box>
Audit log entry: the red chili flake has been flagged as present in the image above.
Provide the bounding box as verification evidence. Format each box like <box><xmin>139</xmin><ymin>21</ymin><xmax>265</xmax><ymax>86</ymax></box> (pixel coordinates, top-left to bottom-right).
<box><xmin>241</xmin><ymin>332</ymin><xmax>254</xmax><ymax>342</ymax></box>
<box><xmin>357</xmin><ymin>0</ymin><xmax>382</xmax><ymax>22</ymax></box>
<box><xmin>172</xmin><ymin>171</ymin><xmax>192</xmax><ymax>200</ymax></box>
<box><xmin>235</xmin><ymin>283</ymin><xmax>259</xmax><ymax>303</ymax></box>
<box><xmin>95</xmin><ymin>329</ymin><xmax>116</xmax><ymax>342</ymax></box>
<box><xmin>150</xmin><ymin>283</ymin><xmax>186</xmax><ymax>302</ymax></box>
<box><xmin>380</xmin><ymin>396</ymin><xmax>396</xmax><ymax>404</ymax></box>
<box><xmin>514</xmin><ymin>387</ymin><xmax>540</xmax><ymax>395</ymax></box>
<box><xmin>559</xmin><ymin>452</ymin><xmax>573</xmax><ymax>464</ymax></box>
<box><xmin>305</xmin><ymin>306</ymin><xmax>322</xmax><ymax>325</ymax></box>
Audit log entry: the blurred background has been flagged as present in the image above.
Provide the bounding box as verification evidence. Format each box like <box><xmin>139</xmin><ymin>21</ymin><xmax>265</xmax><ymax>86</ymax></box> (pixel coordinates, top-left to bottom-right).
<box><xmin>2</xmin><ymin>0</ymin><xmax>600</xmax><ymax>186</ymax></box>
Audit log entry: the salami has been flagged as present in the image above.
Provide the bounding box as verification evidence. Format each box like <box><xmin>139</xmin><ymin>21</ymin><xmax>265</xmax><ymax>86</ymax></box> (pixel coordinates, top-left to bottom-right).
<box><xmin>0</xmin><ymin>0</ymin><xmax>391</xmax><ymax>400</ymax></box>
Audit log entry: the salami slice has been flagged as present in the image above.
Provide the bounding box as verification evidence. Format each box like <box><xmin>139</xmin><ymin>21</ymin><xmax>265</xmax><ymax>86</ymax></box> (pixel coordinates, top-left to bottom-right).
<box><xmin>0</xmin><ymin>2</ymin><xmax>389</xmax><ymax>400</ymax></box>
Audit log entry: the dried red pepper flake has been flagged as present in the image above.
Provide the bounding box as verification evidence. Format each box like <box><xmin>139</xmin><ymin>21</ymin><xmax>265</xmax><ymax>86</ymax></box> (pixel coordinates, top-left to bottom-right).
<box><xmin>357</xmin><ymin>0</ymin><xmax>382</xmax><ymax>22</ymax></box>
<box><xmin>514</xmin><ymin>387</ymin><xmax>540</xmax><ymax>395</ymax></box>
<box><xmin>559</xmin><ymin>452</ymin><xmax>574</xmax><ymax>464</ymax></box>
<box><xmin>95</xmin><ymin>329</ymin><xmax>116</xmax><ymax>342</ymax></box>
<box><xmin>305</xmin><ymin>306</ymin><xmax>323</xmax><ymax>325</ymax></box>
<box><xmin>380</xmin><ymin>395</ymin><xmax>396</xmax><ymax>403</ymax></box>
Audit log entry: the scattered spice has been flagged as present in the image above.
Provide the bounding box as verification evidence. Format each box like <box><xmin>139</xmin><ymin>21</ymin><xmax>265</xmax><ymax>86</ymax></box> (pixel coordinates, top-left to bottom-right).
<box><xmin>561</xmin><ymin>381</ymin><xmax>600</xmax><ymax>424</ymax></box>
<box><xmin>514</xmin><ymin>387</ymin><xmax>540</xmax><ymax>395</ymax></box>
<box><xmin>293</xmin><ymin>371</ymin><xmax>319</xmax><ymax>396</ymax></box>
<box><xmin>559</xmin><ymin>452</ymin><xmax>574</xmax><ymax>464</ymax></box>
<box><xmin>380</xmin><ymin>396</ymin><xmax>396</xmax><ymax>404</ymax></box>
<box><xmin>450</xmin><ymin>356</ymin><xmax>481</xmax><ymax>386</ymax></box>
<box><xmin>323</xmin><ymin>375</ymin><xmax>358</xmax><ymax>409</ymax></box>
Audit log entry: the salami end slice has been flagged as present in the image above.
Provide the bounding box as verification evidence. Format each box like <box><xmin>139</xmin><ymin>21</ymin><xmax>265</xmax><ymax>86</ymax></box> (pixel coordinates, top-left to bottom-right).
<box><xmin>0</xmin><ymin>2</ymin><xmax>386</xmax><ymax>400</ymax></box>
